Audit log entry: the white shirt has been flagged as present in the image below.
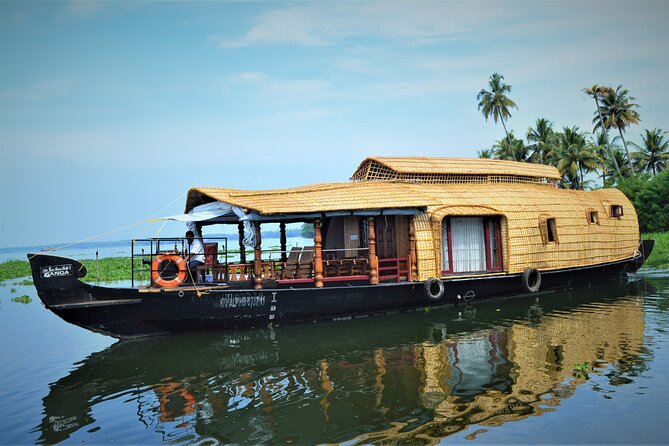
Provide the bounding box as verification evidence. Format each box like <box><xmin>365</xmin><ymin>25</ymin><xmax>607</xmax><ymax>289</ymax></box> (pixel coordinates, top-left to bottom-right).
<box><xmin>188</xmin><ymin>238</ymin><xmax>205</xmax><ymax>263</ymax></box>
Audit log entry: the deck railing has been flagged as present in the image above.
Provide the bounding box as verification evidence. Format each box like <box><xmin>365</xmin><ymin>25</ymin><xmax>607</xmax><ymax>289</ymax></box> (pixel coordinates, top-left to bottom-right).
<box><xmin>135</xmin><ymin>241</ymin><xmax>412</xmax><ymax>286</ymax></box>
<box><xmin>377</xmin><ymin>257</ymin><xmax>411</xmax><ymax>283</ymax></box>
<box><xmin>131</xmin><ymin>237</ymin><xmax>228</xmax><ymax>287</ymax></box>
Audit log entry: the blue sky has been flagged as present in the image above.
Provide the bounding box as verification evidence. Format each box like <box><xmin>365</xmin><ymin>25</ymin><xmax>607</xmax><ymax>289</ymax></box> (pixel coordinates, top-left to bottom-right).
<box><xmin>1</xmin><ymin>0</ymin><xmax>667</xmax><ymax>248</ymax></box>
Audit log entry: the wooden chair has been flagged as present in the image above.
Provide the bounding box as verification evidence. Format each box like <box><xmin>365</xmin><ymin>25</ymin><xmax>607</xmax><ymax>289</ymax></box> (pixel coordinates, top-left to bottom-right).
<box><xmin>281</xmin><ymin>247</ymin><xmax>302</xmax><ymax>279</ymax></box>
<box><xmin>295</xmin><ymin>246</ymin><xmax>315</xmax><ymax>279</ymax></box>
<box><xmin>196</xmin><ymin>243</ymin><xmax>220</xmax><ymax>282</ymax></box>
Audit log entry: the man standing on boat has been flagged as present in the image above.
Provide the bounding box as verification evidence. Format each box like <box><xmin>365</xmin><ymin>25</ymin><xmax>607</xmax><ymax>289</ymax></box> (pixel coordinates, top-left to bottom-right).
<box><xmin>185</xmin><ymin>230</ymin><xmax>205</xmax><ymax>282</ymax></box>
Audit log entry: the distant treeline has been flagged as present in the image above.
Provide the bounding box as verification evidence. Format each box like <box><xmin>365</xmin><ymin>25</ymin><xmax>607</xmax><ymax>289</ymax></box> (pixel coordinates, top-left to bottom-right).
<box><xmin>0</xmin><ymin>229</ymin><xmax>308</xmax><ymax>253</ymax></box>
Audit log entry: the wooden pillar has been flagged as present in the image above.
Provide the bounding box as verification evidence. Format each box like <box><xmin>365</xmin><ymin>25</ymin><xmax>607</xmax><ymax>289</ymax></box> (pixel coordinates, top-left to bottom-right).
<box><xmin>314</xmin><ymin>219</ymin><xmax>323</xmax><ymax>288</ymax></box>
<box><xmin>253</xmin><ymin>222</ymin><xmax>263</xmax><ymax>290</ymax></box>
<box><xmin>408</xmin><ymin>215</ymin><xmax>417</xmax><ymax>281</ymax></box>
<box><xmin>368</xmin><ymin>217</ymin><xmax>378</xmax><ymax>285</ymax></box>
<box><xmin>280</xmin><ymin>222</ymin><xmax>287</xmax><ymax>263</ymax></box>
<box><xmin>237</xmin><ymin>222</ymin><xmax>246</xmax><ymax>264</ymax></box>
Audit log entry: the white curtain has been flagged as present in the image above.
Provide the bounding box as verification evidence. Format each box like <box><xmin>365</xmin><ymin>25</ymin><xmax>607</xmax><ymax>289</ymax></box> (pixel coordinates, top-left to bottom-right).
<box><xmin>441</xmin><ymin>223</ymin><xmax>450</xmax><ymax>271</ymax></box>
<box><xmin>451</xmin><ymin>217</ymin><xmax>485</xmax><ymax>272</ymax></box>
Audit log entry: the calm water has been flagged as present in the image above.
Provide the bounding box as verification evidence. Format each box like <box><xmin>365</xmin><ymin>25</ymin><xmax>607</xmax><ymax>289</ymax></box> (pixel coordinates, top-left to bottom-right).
<box><xmin>1</xmin><ymin>271</ymin><xmax>668</xmax><ymax>444</ymax></box>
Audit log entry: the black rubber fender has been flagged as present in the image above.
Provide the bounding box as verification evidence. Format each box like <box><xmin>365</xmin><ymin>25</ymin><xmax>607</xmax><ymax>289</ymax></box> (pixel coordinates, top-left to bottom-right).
<box><xmin>424</xmin><ymin>277</ymin><xmax>445</xmax><ymax>300</ymax></box>
<box><xmin>521</xmin><ymin>268</ymin><xmax>541</xmax><ymax>293</ymax></box>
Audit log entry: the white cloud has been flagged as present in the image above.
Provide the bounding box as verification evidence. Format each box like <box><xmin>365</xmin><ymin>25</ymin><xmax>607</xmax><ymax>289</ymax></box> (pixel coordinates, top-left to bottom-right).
<box><xmin>215</xmin><ymin>2</ymin><xmax>512</xmax><ymax>48</ymax></box>
<box><xmin>222</xmin><ymin>72</ymin><xmax>333</xmax><ymax>99</ymax></box>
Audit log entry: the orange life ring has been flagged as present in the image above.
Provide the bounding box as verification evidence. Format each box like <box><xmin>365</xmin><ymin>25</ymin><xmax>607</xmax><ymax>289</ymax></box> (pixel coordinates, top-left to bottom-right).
<box><xmin>151</xmin><ymin>254</ymin><xmax>187</xmax><ymax>288</ymax></box>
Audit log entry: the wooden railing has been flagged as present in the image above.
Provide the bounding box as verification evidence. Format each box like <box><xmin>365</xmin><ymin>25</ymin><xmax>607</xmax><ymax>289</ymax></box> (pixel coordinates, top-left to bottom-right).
<box><xmin>199</xmin><ymin>256</ymin><xmax>410</xmax><ymax>284</ymax></box>
<box><xmin>377</xmin><ymin>257</ymin><xmax>411</xmax><ymax>283</ymax></box>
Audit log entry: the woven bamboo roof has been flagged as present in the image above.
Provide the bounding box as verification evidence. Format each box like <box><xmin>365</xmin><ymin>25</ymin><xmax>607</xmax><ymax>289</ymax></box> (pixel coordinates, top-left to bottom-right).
<box><xmin>185</xmin><ymin>181</ymin><xmax>627</xmax><ymax>216</ymax></box>
<box><xmin>351</xmin><ymin>156</ymin><xmax>561</xmax><ymax>181</ymax></box>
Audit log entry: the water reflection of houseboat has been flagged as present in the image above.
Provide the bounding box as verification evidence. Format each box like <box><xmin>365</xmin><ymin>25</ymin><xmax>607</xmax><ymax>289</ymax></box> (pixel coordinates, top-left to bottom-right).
<box><xmin>37</xmin><ymin>282</ymin><xmax>646</xmax><ymax>444</ymax></box>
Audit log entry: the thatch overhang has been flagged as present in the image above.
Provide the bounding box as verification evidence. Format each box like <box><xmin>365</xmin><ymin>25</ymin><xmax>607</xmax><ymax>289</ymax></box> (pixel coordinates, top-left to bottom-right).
<box><xmin>185</xmin><ymin>181</ymin><xmax>627</xmax><ymax>221</ymax></box>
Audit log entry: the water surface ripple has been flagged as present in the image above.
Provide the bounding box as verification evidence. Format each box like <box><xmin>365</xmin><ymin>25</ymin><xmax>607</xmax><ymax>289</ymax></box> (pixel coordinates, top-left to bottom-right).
<box><xmin>0</xmin><ymin>273</ymin><xmax>668</xmax><ymax>444</ymax></box>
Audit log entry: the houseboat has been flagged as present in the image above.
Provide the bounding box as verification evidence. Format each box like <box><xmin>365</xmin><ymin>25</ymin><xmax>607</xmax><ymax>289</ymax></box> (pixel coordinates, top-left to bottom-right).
<box><xmin>28</xmin><ymin>157</ymin><xmax>653</xmax><ymax>339</ymax></box>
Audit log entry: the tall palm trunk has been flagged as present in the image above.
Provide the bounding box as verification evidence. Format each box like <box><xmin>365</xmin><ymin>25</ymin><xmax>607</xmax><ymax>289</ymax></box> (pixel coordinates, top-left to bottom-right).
<box><xmin>497</xmin><ymin>112</ymin><xmax>514</xmax><ymax>160</ymax></box>
<box><xmin>594</xmin><ymin>97</ymin><xmax>621</xmax><ymax>175</ymax></box>
<box><xmin>617</xmin><ymin>127</ymin><xmax>635</xmax><ymax>173</ymax></box>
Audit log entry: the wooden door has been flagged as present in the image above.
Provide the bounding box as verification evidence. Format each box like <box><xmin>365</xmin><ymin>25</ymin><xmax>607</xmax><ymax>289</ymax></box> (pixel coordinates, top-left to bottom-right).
<box><xmin>375</xmin><ymin>216</ymin><xmax>396</xmax><ymax>259</ymax></box>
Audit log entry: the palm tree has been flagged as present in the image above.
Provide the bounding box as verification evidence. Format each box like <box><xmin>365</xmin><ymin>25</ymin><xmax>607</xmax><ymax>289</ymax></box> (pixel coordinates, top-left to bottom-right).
<box><xmin>583</xmin><ymin>84</ymin><xmax>621</xmax><ymax>175</ymax></box>
<box><xmin>526</xmin><ymin>118</ymin><xmax>556</xmax><ymax>164</ymax></box>
<box><xmin>591</xmin><ymin>132</ymin><xmax>616</xmax><ymax>185</ymax></box>
<box><xmin>477</xmin><ymin>73</ymin><xmax>518</xmax><ymax>141</ymax></box>
<box><xmin>631</xmin><ymin>128</ymin><xmax>669</xmax><ymax>174</ymax></box>
<box><xmin>606</xmin><ymin>143</ymin><xmax>632</xmax><ymax>180</ymax></box>
<box><xmin>594</xmin><ymin>85</ymin><xmax>641</xmax><ymax>173</ymax></box>
<box><xmin>493</xmin><ymin>132</ymin><xmax>529</xmax><ymax>162</ymax></box>
<box><xmin>555</xmin><ymin>126</ymin><xmax>601</xmax><ymax>190</ymax></box>
<box><xmin>477</xmin><ymin>148</ymin><xmax>494</xmax><ymax>159</ymax></box>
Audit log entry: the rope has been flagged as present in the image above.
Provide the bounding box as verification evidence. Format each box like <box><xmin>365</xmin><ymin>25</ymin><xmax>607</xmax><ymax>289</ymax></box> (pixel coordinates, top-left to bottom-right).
<box><xmin>29</xmin><ymin>219</ymin><xmax>146</xmax><ymax>261</ymax></box>
<box><xmin>29</xmin><ymin>191</ymin><xmax>187</xmax><ymax>261</ymax></box>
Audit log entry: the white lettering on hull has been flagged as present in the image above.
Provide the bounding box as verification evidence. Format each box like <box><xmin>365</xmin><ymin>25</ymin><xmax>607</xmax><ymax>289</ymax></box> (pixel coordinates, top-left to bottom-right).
<box><xmin>218</xmin><ymin>292</ymin><xmax>266</xmax><ymax>309</ymax></box>
<box><xmin>40</xmin><ymin>264</ymin><xmax>73</xmax><ymax>279</ymax></box>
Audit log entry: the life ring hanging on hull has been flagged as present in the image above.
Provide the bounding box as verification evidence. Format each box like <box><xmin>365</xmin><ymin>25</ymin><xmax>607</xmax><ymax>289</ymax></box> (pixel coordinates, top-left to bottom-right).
<box><xmin>423</xmin><ymin>277</ymin><xmax>445</xmax><ymax>300</ymax></box>
<box><xmin>152</xmin><ymin>254</ymin><xmax>187</xmax><ymax>288</ymax></box>
<box><xmin>521</xmin><ymin>267</ymin><xmax>542</xmax><ymax>293</ymax></box>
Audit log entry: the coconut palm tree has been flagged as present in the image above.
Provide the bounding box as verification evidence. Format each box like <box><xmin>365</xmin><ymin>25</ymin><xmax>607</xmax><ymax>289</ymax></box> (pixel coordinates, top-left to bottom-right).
<box><xmin>606</xmin><ymin>143</ymin><xmax>632</xmax><ymax>181</ymax></box>
<box><xmin>477</xmin><ymin>73</ymin><xmax>518</xmax><ymax>141</ymax></box>
<box><xmin>631</xmin><ymin>128</ymin><xmax>669</xmax><ymax>175</ymax></box>
<box><xmin>477</xmin><ymin>148</ymin><xmax>494</xmax><ymax>159</ymax></box>
<box><xmin>583</xmin><ymin>84</ymin><xmax>621</xmax><ymax>175</ymax></box>
<box><xmin>493</xmin><ymin>132</ymin><xmax>529</xmax><ymax>162</ymax></box>
<box><xmin>593</xmin><ymin>85</ymin><xmax>641</xmax><ymax>173</ymax></box>
<box><xmin>526</xmin><ymin>118</ymin><xmax>556</xmax><ymax>165</ymax></box>
<box><xmin>555</xmin><ymin>127</ymin><xmax>601</xmax><ymax>190</ymax></box>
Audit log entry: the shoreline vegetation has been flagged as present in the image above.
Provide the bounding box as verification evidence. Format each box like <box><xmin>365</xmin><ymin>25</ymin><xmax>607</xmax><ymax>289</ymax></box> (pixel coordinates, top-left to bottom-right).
<box><xmin>2</xmin><ymin>232</ymin><xmax>667</xmax><ymax>285</ymax></box>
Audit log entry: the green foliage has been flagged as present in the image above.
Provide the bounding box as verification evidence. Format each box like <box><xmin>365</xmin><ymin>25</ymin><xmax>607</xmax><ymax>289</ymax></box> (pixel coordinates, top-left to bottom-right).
<box><xmin>635</xmin><ymin>171</ymin><xmax>669</xmax><ymax>232</ymax></box>
<box><xmin>643</xmin><ymin>231</ymin><xmax>669</xmax><ymax>268</ymax></box>
<box><xmin>301</xmin><ymin>223</ymin><xmax>314</xmax><ymax>239</ymax></box>
<box><xmin>631</xmin><ymin>128</ymin><xmax>669</xmax><ymax>175</ymax></box>
<box><xmin>0</xmin><ymin>260</ymin><xmax>31</xmax><ymax>282</ymax></box>
<box><xmin>612</xmin><ymin>172</ymin><xmax>651</xmax><ymax>203</ymax></box>
<box><xmin>80</xmin><ymin>257</ymin><xmax>133</xmax><ymax>282</ymax></box>
<box><xmin>14</xmin><ymin>279</ymin><xmax>33</xmax><ymax>286</ymax></box>
<box><xmin>573</xmin><ymin>362</ymin><xmax>590</xmax><ymax>379</ymax></box>
<box><xmin>11</xmin><ymin>295</ymin><xmax>32</xmax><ymax>304</ymax></box>
<box><xmin>616</xmin><ymin>171</ymin><xmax>669</xmax><ymax>233</ymax></box>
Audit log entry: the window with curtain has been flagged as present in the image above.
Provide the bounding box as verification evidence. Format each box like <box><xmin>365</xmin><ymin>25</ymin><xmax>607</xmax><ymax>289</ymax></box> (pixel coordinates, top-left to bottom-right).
<box><xmin>451</xmin><ymin>217</ymin><xmax>486</xmax><ymax>272</ymax></box>
<box><xmin>442</xmin><ymin>216</ymin><xmax>503</xmax><ymax>274</ymax></box>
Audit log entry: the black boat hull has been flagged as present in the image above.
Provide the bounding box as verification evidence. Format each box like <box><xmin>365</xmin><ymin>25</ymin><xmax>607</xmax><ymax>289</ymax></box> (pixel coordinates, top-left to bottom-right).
<box><xmin>28</xmin><ymin>241</ymin><xmax>653</xmax><ymax>339</ymax></box>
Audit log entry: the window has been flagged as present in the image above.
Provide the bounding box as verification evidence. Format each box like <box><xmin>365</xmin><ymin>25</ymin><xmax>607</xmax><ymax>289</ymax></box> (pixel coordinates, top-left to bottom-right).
<box><xmin>539</xmin><ymin>216</ymin><xmax>559</xmax><ymax>244</ymax></box>
<box><xmin>547</xmin><ymin>218</ymin><xmax>557</xmax><ymax>242</ymax></box>
<box><xmin>586</xmin><ymin>210</ymin><xmax>599</xmax><ymax>225</ymax></box>
<box><xmin>611</xmin><ymin>205</ymin><xmax>624</xmax><ymax>218</ymax></box>
<box><xmin>442</xmin><ymin>216</ymin><xmax>502</xmax><ymax>274</ymax></box>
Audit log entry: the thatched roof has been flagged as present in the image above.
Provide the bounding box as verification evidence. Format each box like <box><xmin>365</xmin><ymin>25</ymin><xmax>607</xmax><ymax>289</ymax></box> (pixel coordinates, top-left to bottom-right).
<box><xmin>351</xmin><ymin>156</ymin><xmax>561</xmax><ymax>181</ymax></box>
<box><xmin>185</xmin><ymin>181</ymin><xmax>628</xmax><ymax>217</ymax></box>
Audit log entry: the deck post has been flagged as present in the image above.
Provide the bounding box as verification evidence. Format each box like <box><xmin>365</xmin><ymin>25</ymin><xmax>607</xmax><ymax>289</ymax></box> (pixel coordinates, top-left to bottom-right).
<box><xmin>253</xmin><ymin>222</ymin><xmax>263</xmax><ymax>290</ymax></box>
<box><xmin>314</xmin><ymin>219</ymin><xmax>323</xmax><ymax>288</ymax></box>
<box><xmin>409</xmin><ymin>215</ymin><xmax>417</xmax><ymax>280</ymax></box>
<box><xmin>237</xmin><ymin>222</ymin><xmax>246</xmax><ymax>264</ymax></box>
<box><xmin>368</xmin><ymin>217</ymin><xmax>379</xmax><ymax>285</ymax></box>
<box><xmin>280</xmin><ymin>222</ymin><xmax>287</xmax><ymax>263</ymax></box>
